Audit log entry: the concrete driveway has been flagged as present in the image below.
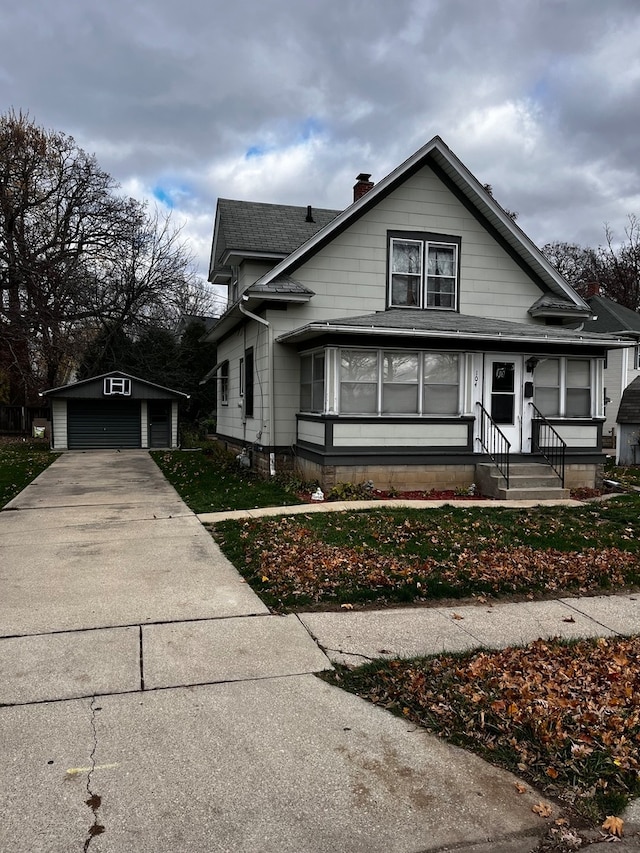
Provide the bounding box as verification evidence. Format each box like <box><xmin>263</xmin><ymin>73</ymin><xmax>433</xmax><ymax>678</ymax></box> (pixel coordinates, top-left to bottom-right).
<box><xmin>0</xmin><ymin>451</ymin><xmax>552</xmax><ymax>852</ymax></box>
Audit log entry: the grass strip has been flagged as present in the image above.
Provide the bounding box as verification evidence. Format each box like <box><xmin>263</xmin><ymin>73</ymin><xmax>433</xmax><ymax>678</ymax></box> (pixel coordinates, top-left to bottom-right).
<box><xmin>322</xmin><ymin>635</ymin><xmax>640</xmax><ymax>823</ymax></box>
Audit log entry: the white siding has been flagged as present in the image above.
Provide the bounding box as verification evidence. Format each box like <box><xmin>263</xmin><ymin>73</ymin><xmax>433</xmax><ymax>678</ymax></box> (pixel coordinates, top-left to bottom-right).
<box><xmin>141</xmin><ymin>401</ymin><xmax>148</xmax><ymax>448</ymax></box>
<box><xmin>333</xmin><ymin>422</ymin><xmax>468</xmax><ymax>447</ymax></box>
<box><xmin>553</xmin><ymin>424</ymin><xmax>599</xmax><ymax>448</ymax></box>
<box><xmin>218</xmin><ymin>162</ymin><xmax>555</xmax><ymax>448</ymax></box>
<box><xmin>171</xmin><ymin>401</ymin><xmax>179</xmax><ymax>447</ymax></box>
<box><xmin>51</xmin><ymin>399</ymin><xmax>68</xmax><ymax>450</ymax></box>
<box><xmin>297</xmin><ymin>420</ymin><xmax>325</xmax><ymax>444</ymax></box>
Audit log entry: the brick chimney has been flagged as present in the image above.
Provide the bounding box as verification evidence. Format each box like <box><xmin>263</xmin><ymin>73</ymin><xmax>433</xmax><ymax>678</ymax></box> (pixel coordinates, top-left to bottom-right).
<box><xmin>353</xmin><ymin>173</ymin><xmax>374</xmax><ymax>202</ymax></box>
<box><xmin>584</xmin><ymin>281</ymin><xmax>601</xmax><ymax>298</ymax></box>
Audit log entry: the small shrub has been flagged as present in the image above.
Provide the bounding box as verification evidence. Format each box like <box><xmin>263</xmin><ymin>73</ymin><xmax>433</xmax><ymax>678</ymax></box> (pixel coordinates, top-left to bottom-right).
<box><xmin>327</xmin><ymin>480</ymin><xmax>375</xmax><ymax>501</ymax></box>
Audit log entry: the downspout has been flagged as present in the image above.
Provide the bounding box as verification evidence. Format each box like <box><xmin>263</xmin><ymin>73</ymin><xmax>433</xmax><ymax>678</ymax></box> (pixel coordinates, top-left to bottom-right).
<box><xmin>239</xmin><ymin>299</ymin><xmax>276</xmax><ymax>476</ymax></box>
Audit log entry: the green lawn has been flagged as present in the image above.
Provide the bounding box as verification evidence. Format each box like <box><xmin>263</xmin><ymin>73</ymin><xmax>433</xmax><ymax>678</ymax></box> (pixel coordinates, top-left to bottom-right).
<box><xmin>0</xmin><ymin>438</ymin><xmax>59</xmax><ymax>507</ymax></box>
<box><xmin>151</xmin><ymin>443</ymin><xmax>303</xmax><ymax>512</ymax></box>
<box><xmin>212</xmin><ymin>497</ymin><xmax>640</xmax><ymax>610</ymax></box>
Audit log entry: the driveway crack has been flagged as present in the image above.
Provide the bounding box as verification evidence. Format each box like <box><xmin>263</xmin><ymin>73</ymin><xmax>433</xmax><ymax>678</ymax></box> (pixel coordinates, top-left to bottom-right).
<box><xmin>83</xmin><ymin>696</ymin><xmax>105</xmax><ymax>851</ymax></box>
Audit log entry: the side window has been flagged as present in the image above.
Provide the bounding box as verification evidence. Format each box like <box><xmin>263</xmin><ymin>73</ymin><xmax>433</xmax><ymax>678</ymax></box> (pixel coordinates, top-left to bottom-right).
<box><xmin>300</xmin><ymin>352</ymin><xmax>325</xmax><ymax>412</ymax></box>
<box><xmin>219</xmin><ymin>361</ymin><xmax>229</xmax><ymax>405</ymax></box>
<box><xmin>244</xmin><ymin>348</ymin><xmax>254</xmax><ymax>418</ymax></box>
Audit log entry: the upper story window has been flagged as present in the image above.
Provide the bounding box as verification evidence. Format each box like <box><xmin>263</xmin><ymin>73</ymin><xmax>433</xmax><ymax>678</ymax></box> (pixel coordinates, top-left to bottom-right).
<box><xmin>389</xmin><ymin>233</ymin><xmax>460</xmax><ymax>310</ymax></box>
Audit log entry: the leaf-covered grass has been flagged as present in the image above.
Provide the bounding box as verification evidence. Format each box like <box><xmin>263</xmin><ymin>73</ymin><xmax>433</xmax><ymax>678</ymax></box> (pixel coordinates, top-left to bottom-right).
<box><xmin>151</xmin><ymin>442</ymin><xmax>303</xmax><ymax>513</ymax></box>
<box><xmin>0</xmin><ymin>438</ymin><xmax>58</xmax><ymax>507</ymax></box>
<box><xmin>323</xmin><ymin>635</ymin><xmax>640</xmax><ymax>822</ymax></box>
<box><xmin>212</xmin><ymin>498</ymin><xmax>640</xmax><ymax>610</ymax></box>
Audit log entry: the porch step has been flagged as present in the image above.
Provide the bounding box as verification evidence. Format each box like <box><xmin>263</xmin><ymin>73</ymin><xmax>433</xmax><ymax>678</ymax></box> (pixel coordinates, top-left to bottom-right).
<box><xmin>475</xmin><ymin>463</ymin><xmax>570</xmax><ymax>501</ymax></box>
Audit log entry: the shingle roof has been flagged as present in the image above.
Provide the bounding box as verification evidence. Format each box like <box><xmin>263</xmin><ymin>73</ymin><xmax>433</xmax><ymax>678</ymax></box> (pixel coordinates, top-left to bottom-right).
<box><xmin>249</xmin><ymin>274</ymin><xmax>314</xmax><ymax>296</ymax></box>
<box><xmin>617</xmin><ymin>376</ymin><xmax>640</xmax><ymax>423</ymax></box>
<box><xmin>277</xmin><ymin>308</ymin><xmax>632</xmax><ymax>347</ymax></box>
<box><xmin>213</xmin><ymin>199</ymin><xmax>340</xmax><ymax>267</ymax></box>
<box><xmin>528</xmin><ymin>294</ymin><xmax>587</xmax><ymax>314</ymax></box>
<box><xmin>584</xmin><ymin>295</ymin><xmax>640</xmax><ymax>335</ymax></box>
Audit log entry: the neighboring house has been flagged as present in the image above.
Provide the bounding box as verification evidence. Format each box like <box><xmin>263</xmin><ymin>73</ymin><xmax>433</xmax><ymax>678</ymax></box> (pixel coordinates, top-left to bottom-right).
<box><xmin>41</xmin><ymin>371</ymin><xmax>188</xmax><ymax>450</ymax></box>
<box><xmin>580</xmin><ymin>289</ymin><xmax>640</xmax><ymax>446</ymax></box>
<box><xmin>203</xmin><ymin>136</ymin><xmax>631</xmax><ymax>495</ymax></box>
<box><xmin>616</xmin><ymin>376</ymin><xmax>640</xmax><ymax>464</ymax></box>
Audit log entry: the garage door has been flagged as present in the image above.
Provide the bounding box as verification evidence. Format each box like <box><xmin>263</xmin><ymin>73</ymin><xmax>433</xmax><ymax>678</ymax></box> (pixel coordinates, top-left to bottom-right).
<box><xmin>67</xmin><ymin>399</ymin><xmax>141</xmax><ymax>449</ymax></box>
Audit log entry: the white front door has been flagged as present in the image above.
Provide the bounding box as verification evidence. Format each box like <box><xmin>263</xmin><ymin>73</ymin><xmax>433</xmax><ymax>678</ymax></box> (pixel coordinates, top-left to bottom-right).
<box><xmin>483</xmin><ymin>355</ymin><xmax>523</xmax><ymax>453</ymax></box>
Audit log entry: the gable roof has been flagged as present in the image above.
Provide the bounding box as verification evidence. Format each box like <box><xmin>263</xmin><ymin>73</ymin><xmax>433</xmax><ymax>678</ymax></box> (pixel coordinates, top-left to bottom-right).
<box><xmin>242</xmin><ymin>136</ymin><xmax>591</xmax><ymax>313</ymax></box>
<box><xmin>209</xmin><ymin>199</ymin><xmax>340</xmax><ymax>280</ymax></box>
<box><xmin>583</xmin><ymin>294</ymin><xmax>640</xmax><ymax>336</ymax></box>
<box><xmin>41</xmin><ymin>371</ymin><xmax>189</xmax><ymax>399</ymax></box>
<box><xmin>277</xmin><ymin>308</ymin><xmax>632</xmax><ymax>349</ymax></box>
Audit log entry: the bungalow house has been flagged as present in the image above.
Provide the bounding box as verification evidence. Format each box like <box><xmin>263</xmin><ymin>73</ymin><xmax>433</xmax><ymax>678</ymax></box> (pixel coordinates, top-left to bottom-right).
<box><xmin>580</xmin><ymin>289</ymin><xmax>640</xmax><ymax>447</ymax></box>
<box><xmin>203</xmin><ymin>136</ymin><xmax>631</xmax><ymax>497</ymax></box>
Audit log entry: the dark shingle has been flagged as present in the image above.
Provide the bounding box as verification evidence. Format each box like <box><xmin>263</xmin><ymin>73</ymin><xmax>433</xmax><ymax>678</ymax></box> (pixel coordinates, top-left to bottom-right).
<box><xmin>617</xmin><ymin>376</ymin><xmax>640</xmax><ymax>423</ymax></box>
<box><xmin>215</xmin><ymin>199</ymin><xmax>341</xmax><ymax>265</ymax></box>
<box><xmin>584</xmin><ymin>295</ymin><xmax>640</xmax><ymax>334</ymax></box>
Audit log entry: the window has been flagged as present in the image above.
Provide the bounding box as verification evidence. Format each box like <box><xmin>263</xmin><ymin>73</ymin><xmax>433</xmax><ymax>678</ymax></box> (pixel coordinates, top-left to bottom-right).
<box><xmin>219</xmin><ymin>361</ymin><xmax>229</xmax><ymax>405</ymax></box>
<box><xmin>338</xmin><ymin>349</ymin><xmax>460</xmax><ymax>415</ymax></box>
<box><xmin>534</xmin><ymin>358</ymin><xmax>591</xmax><ymax>418</ymax></box>
<box><xmin>239</xmin><ymin>357</ymin><xmax>244</xmax><ymax>398</ymax></box>
<box><xmin>103</xmin><ymin>377</ymin><xmax>131</xmax><ymax>396</ymax></box>
<box><xmin>244</xmin><ymin>348</ymin><xmax>254</xmax><ymax>418</ymax></box>
<box><xmin>389</xmin><ymin>234</ymin><xmax>459</xmax><ymax>310</ymax></box>
<box><xmin>300</xmin><ymin>352</ymin><xmax>325</xmax><ymax>412</ymax></box>
<box><xmin>423</xmin><ymin>353</ymin><xmax>460</xmax><ymax>414</ymax></box>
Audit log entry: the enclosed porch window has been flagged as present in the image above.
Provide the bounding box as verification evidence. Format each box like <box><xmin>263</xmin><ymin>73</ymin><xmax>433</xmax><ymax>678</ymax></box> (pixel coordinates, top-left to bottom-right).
<box><xmin>533</xmin><ymin>357</ymin><xmax>592</xmax><ymax>418</ymax></box>
<box><xmin>337</xmin><ymin>349</ymin><xmax>461</xmax><ymax>415</ymax></box>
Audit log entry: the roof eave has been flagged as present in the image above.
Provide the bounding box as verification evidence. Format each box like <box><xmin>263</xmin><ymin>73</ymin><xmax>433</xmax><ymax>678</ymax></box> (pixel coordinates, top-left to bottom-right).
<box><xmin>276</xmin><ymin>323</ymin><xmax>633</xmax><ymax>349</ymax></box>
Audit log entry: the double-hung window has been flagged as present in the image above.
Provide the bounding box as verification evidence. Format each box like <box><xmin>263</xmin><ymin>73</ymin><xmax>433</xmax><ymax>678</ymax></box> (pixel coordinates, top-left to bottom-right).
<box><xmin>219</xmin><ymin>361</ymin><xmax>229</xmax><ymax>405</ymax></box>
<box><xmin>300</xmin><ymin>352</ymin><xmax>326</xmax><ymax>412</ymax></box>
<box><xmin>389</xmin><ymin>233</ymin><xmax>459</xmax><ymax>310</ymax></box>
<box><xmin>534</xmin><ymin>358</ymin><xmax>592</xmax><ymax>418</ymax></box>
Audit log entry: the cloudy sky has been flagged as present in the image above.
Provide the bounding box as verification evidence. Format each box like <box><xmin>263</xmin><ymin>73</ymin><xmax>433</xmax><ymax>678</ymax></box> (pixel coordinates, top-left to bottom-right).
<box><xmin>2</xmin><ymin>0</ymin><xmax>640</xmax><ymax>303</ymax></box>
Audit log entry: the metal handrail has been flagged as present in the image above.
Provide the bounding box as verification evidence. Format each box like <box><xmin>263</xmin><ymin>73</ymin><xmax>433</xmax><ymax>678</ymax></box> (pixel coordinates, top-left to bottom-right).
<box><xmin>529</xmin><ymin>403</ymin><xmax>566</xmax><ymax>487</ymax></box>
<box><xmin>476</xmin><ymin>402</ymin><xmax>511</xmax><ymax>489</ymax></box>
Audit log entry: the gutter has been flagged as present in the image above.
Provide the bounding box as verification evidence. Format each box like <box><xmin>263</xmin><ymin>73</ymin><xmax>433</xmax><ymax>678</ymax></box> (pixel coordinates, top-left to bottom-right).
<box><xmin>239</xmin><ymin>299</ymin><xmax>276</xmax><ymax>476</ymax></box>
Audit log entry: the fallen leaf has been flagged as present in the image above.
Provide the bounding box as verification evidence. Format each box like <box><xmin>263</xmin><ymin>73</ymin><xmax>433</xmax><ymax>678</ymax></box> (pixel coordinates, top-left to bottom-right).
<box><xmin>546</xmin><ymin>767</ymin><xmax>559</xmax><ymax>779</ymax></box>
<box><xmin>515</xmin><ymin>782</ymin><xmax>527</xmax><ymax>794</ymax></box>
<box><xmin>602</xmin><ymin>815</ymin><xmax>624</xmax><ymax>837</ymax></box>
<box><xmin>340</xmin><ymin>603</ymin><xmax>354</xmax><ymax>610</ymax></box>
<box><xmin>562</xmin><ymin>616</ymin><xmax>576</xmax><ymax>623</ymax></box>
<box><xmin>532</xmin><ymin>802</ymin><xmax>553</xmax><ymax>818</ymax></box>
<box><xmin>451</xmin><ymin>613</ymin><xmax>464</xmax><ymax>620</ymax></box>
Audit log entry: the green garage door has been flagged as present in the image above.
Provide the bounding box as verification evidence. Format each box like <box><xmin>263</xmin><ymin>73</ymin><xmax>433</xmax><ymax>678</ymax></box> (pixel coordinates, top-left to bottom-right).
<box><xmin>67</xmin><ymin>399</ymin><xmax>141</xmax><ymax>449</ymax></box>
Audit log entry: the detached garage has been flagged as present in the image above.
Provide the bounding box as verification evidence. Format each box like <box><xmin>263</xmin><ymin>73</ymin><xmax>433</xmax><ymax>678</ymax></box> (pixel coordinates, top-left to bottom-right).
<box><xmin>41</xmin><ymin>372</ymin><xmax>189</xmax><ymax>450</ymax></box>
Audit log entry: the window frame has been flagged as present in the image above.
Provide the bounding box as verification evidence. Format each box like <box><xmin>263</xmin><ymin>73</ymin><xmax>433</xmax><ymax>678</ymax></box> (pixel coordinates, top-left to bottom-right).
<box><xmin>336</xmin><ymin>347</ymin><xmax>462</xmax><ymax>416</ymax></box>
<box><xmin>533</xmin><ymin>357</ymin><xmax>593</xmax><ymax>418</ymax></box>
<box><xmin>219</xmin><ymin>361</ymin><xmax>229</xmax><ymax>406</ymax></box>
<box><xmin>103</xmin><ymin>377</ymin><xmax>131</xmax><ymax>396</ymax></box>
<box><xmin>388</xmin><ymin>231</ymin><xmax>461</xmax><ymax>311</ymax></box>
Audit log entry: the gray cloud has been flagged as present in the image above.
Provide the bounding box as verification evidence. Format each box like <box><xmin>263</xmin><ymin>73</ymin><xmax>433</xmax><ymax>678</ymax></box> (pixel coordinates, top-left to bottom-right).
<box><xmin>2</xmin><ymin>0</ymin><xmax>640</xmax><ymax>282</ymax></box>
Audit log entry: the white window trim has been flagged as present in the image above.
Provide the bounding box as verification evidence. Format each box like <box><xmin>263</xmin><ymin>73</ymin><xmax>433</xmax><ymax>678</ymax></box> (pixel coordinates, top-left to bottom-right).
<box><xmin>388</xmin><ymin>235</ymin><xmax>459</xmax><ymax>311</ymax></box>
<box><xmin>335</xmin><ymin>347</ymin><xmax>463</xmax><ymax>417</ymax></box>
<box><xmin>219</xmin><ymin>361</ymin><xmax>229</xmax><ymax>406</ymax></box>
<box><xmin>104</xmin><ymin>377</ymin><xmax>131</xmax><ymax>396</ymax></box>
<box><xmin>533</xmin><ymin>357</ymin><xmax>595</xmax><ymax>418</ymax></box>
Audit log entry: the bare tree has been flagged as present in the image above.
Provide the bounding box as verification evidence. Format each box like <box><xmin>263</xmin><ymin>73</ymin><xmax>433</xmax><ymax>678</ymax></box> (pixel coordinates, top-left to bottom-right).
<box><xmin>0</xmin><ymin>111</ymin><xmax>214</xmax><ymax>402</ymax></box>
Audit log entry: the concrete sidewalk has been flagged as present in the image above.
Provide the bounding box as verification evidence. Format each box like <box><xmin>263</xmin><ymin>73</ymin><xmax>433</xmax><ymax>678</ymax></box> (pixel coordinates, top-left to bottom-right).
<box><xmin>1</xmin><ymin>451</ymin><xmax>638</xmax><ymax>852</ymax></box>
